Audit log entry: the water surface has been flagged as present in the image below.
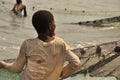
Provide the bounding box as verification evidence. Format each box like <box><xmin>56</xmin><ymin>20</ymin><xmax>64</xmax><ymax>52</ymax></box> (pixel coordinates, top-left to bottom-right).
<box><xmin>0</xmin><ymin>0</ymin><xmax>120</xmax><ymax>59</ymax></box>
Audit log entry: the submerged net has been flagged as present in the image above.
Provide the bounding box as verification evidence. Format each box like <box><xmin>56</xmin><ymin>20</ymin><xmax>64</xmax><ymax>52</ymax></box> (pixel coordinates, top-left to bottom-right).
<box><xmin>0</xmin><ymin>69</ymin><xmax>21</xmax><ymax>80</ymax></box>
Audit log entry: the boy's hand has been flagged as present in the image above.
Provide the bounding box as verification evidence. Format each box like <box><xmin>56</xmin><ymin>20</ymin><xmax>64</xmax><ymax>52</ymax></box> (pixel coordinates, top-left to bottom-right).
<box><xmin>0</xmin><ymin>61</ymin><xmax>4</xmax><ymax>68</ymax></box>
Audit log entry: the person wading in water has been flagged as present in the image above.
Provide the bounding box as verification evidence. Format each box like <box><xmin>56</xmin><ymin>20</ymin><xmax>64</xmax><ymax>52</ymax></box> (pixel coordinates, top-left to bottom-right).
<box><xmin>11</xmin><ymin>0</ymin><xmax>27</xmax><ymax>17</ymax></box>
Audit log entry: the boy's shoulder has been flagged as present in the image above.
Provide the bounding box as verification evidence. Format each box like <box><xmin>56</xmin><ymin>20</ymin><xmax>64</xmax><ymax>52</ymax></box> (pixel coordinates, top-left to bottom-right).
<box><xmin>55</xmin><ymin>37</ymin><xmax>63</xmax><ymax>41</ymax></box>
<box><xmin>22</xmin><ymin>38</ymin><xmax>42</xmax><ymax>47</ymax></box>
<box><xmin>23</xmin><ymin>37</ymin><xmax>66</xmax><ymax>44</ymax></box>
<box><xmin>55</xmin><ymin>37</ymin><xmax>66</xmax><ymax>44</ymax></box>
<box><xmin>23</xmin><ymin>38</ymin><xmax>38</xmax><ymax>43</ymax></box>
<box><xmin>25</xmin><ymin>38</ymin><xmax>36</xmax><ymax>41</ymax></box>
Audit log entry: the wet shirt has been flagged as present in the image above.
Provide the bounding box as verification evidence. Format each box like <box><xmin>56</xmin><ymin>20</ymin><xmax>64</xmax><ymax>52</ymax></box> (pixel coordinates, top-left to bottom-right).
<box><xmin>7</xmin><ymin>37</ymin><xmax>80</xmax><ymax>80</ymax></box>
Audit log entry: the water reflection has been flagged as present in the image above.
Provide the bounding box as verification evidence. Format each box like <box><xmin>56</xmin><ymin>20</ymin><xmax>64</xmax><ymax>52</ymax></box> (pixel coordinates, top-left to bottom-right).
<box><xmin>9</xmin><ymin>13</ymin><xmax>25</xmax><ymax>29</ymax></box>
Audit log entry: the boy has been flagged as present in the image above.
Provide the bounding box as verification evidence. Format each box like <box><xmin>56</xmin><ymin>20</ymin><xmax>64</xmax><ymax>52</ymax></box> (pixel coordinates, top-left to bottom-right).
<box><xmin>0</xmin><ymin>10</ymin><xmax>80</xmax><ymax>80</ymax></box>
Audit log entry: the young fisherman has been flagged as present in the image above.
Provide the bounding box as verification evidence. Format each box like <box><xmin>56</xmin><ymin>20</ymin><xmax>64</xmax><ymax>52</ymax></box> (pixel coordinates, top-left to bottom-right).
<box><xmin>0</xmin><ymin>10</ymin><xmax>81</xmax><ymax>80</ymax></box>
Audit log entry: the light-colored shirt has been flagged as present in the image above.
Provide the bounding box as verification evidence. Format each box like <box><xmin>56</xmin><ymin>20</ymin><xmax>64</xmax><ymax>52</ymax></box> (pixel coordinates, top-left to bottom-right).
<box><xmin>6</xmin><ymin>37</ymin><xmax>80</xmax><ymax>80</ymax></box>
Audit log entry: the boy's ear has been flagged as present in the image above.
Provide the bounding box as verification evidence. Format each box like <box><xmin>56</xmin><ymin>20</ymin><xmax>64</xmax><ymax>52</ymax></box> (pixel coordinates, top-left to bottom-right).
<box><xmin>49</xmin><ymin>23</ymin><xmax>52</xmax><ymax>30</ymax></box>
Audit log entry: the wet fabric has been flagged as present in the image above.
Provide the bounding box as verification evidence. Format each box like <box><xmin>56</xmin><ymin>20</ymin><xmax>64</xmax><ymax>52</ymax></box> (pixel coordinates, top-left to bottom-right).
<box><xmin>6</xmin><ymin>37</ymin><xmax>80</xmax><ymax>80</ymax></box>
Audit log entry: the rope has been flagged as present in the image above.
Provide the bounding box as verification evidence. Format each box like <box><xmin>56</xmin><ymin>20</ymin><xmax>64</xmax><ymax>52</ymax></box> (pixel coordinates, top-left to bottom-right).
<box><xmin>106</xmin><ymin>65</ymin><xmax>120</xmax><ymax>76</ymax></box>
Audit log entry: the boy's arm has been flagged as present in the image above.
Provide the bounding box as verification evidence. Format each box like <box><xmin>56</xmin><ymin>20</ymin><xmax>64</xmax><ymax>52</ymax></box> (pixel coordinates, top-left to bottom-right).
<box><xmin>23</xmin><ymin>6</ymin><xmax>27</xmax><ymax>17</ymax></box>
<box><xmin>61</xmin><ymin>42</ymin><xmax>81</xmax><ymax>77</ymax></box>
<box><xmin>62</xmin><ymin>50</ymin><xmax>81</xmax><ymax>77</ymax></box>
<box><xmin>11</xmin><ymin>4</ymin><xmax>16</xmax><ymax>11</ymax></box>
<box><xmin>0</xmin><ymin>41</ymin><xmax>27</xmax><ymax>73</ymax></box>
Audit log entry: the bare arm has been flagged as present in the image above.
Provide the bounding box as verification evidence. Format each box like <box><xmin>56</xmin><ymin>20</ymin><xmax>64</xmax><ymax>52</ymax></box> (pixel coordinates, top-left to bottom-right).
<box><xmin>23</xmin><ymin>6</ymin><xmax>27</xmax><ymax>17</ymax></box>
<box><xmin>11</xmin><ymin>4</ymin><xmax>16</xmax><ymax>12</ymax></box>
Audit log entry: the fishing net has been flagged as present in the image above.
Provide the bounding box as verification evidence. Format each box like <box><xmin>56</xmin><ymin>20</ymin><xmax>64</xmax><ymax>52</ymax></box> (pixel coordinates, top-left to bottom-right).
<box><xmin>0</xmin><ymin>69</ymin><xmax>21</xmax><ymax>80</ymax></box>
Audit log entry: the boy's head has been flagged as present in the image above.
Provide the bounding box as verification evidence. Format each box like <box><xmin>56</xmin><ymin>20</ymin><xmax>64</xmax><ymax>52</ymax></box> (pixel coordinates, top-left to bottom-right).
<box><xmin>16</xmin><ymin>0</ymin><xmax>22</xmax><ymax>4</ymax></box>
<box><xmin>32</xmin><ymin>10</ymin><xmax>56</xmax><ymax>38</ymax></box>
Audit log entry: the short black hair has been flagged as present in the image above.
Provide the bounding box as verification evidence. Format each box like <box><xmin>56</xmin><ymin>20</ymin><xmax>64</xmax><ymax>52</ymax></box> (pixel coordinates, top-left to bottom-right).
<box><xmin>32</xmin><ymin>10</ymin><xmax>54</xmax><ymax>41</ymax></box>
<box><xmin>16</xmin><ymin>0</ymin><xmax>22</xmax><ymax>4</ymax></box>
<box><xmin>32</xmin><ymin>10</ymin><xmax>54</xmax><ymax>34</ymax></box>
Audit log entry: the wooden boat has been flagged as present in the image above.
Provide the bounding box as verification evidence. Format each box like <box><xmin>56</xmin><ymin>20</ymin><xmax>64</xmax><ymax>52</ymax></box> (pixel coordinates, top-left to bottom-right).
<box><xmin>0</xmin><ymin>40</ymin><xmax>120</xmax><ymax>80</ymax></box>
<box><xmin>61</xmin><ymin>40</ymin><xmax>120</xmax><ymax>80</ymax></box>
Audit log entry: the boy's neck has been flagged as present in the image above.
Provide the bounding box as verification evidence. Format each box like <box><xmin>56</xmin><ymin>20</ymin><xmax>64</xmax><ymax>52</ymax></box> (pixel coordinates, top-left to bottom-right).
<box><xmin>45</xmin><ymin>36</ymin><xmax>55</xmax><ymax>42</ymax></box>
